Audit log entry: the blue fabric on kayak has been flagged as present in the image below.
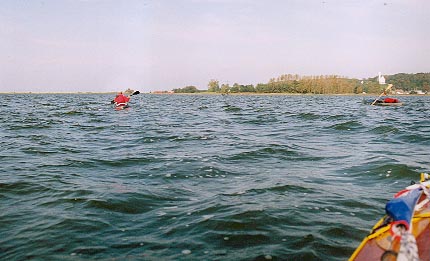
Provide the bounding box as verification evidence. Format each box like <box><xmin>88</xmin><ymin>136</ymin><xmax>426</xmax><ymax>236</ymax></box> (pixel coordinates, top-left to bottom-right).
<box><xmin>385</xmin><ymin>189</ymin><xmax>422</xmax><ymax>225</ymax></box>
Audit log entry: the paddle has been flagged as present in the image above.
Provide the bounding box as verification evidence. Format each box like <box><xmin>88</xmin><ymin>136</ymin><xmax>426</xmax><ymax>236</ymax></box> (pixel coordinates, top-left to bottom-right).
<box><xmin>371</xmin><ymin>84</ymin><xmax>392</xmax><ymax>105</ymax></box>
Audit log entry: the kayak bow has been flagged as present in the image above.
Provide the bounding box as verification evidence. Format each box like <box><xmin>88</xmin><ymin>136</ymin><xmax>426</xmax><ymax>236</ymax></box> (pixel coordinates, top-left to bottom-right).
<box><xmin>350</xmin><ymin>173</ymin><xmax>430</xmax><ymax>261</ymax></box>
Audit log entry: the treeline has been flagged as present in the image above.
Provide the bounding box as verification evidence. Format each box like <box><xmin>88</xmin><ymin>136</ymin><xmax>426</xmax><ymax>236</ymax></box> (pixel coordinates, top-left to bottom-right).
<box><xmin>255</xmin><ymin>75</ymin><xmax>370</xmax><ymax>94</ymax></box>
<box><xmin>172</xmin><ymin>73</ymin><xmax>430</xmax><ymax>94</ymax></box>
<box><xmin>385</xmin><ymin>73</ymin><xmax>430</xmax><ymax>92</ymax></box>
<box><xmin>172</xmin><ymin>86</ymin><xmax>201</xmax><ymax>93</ymax></box>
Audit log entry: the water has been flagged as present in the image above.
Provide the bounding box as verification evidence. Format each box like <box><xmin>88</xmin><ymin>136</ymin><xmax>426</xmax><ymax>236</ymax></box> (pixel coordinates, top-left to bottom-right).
<box><xmin>0</xmin><ymin>94</ymin><xmax>429</xmax><ymax>260</ymax></box>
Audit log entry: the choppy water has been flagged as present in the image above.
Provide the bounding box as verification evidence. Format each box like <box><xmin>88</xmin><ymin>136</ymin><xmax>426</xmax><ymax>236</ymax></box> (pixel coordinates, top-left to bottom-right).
<box><xmin>0</xmin><ymin>94</ymin><xmax>429</xmax><ymax>261</ymax></box>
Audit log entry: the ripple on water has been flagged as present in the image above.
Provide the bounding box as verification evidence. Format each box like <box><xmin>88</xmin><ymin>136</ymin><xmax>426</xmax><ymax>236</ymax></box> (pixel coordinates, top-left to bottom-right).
<box><xmin>297</xmin><ymin>112</ymin><xmax>322</xmax><ymax>120</ymax></box>
<box><xmin>370</xmin><ymin>125</ymin><xmax>400</xmax><ymax>134</ymax></box>
<box><xmin>328</xmin><ymin>120</ymin><xmax>363</xmax><ymax>131</ymax></box>
<box><xmin>228</xmin><ymin>145</ymin><xmax>301</xmax><ymax>161</ymax></box>
<box><xmin>83</xmin><ymin>192</ymin><xmax>173</xmax><ymax>215</ymax></box>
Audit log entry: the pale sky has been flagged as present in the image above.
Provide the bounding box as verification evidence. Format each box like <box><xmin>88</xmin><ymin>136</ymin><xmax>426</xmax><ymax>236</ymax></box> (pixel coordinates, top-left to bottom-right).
<box><xmin>1</xmin><ymin>0</ymin><xmax>429</xmax><ymax>93</ymax></box>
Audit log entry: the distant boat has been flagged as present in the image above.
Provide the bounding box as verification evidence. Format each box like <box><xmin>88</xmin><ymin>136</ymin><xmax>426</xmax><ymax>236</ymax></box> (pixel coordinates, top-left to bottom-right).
<box><xmin>367</xmin><ymin>82</ymin><xmax>403</xmax><ymax>106</ymax></box>
<box><xmin>365</xmin><ymin>97</ymin><xmax>403</xmax><ymax>106</ymax></box>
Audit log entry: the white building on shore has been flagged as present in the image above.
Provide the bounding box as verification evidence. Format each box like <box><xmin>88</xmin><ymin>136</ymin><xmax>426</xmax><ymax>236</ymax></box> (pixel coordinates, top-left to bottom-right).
<box><xmin>378</xmin><ymin>72</ymin><xmax>386</xmax><ymax>85</ymax></box>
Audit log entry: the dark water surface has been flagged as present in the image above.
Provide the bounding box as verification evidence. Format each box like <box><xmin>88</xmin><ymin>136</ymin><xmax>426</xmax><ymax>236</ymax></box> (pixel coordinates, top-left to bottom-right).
<box><xmin>1</xmin><ymin>94</ymin><xmax>429</xmax><ymax>260</ymax></box>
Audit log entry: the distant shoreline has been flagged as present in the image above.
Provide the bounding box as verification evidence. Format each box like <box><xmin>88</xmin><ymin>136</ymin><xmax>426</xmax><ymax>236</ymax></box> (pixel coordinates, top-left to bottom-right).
<box><xmin>0</xmin><ymin>92</ymin><xmax>428</xmax><ymax>96</ymax></box>
<box><xmin>0</xmin><ymin>92</ymin><xmax>117</xmax><ymax>95</ymax></box>
<box><xmin>166</xmin><ymin>92</ymin><xmax>430</xmax><ymax>96</ymax></box>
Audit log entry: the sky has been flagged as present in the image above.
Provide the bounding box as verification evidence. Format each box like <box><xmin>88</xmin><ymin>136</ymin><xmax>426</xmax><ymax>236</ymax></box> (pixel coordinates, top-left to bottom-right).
<box><xmin>1</xmin><ymin>0</ymin><xmax>429</xmax><ymax>93</ymax></box>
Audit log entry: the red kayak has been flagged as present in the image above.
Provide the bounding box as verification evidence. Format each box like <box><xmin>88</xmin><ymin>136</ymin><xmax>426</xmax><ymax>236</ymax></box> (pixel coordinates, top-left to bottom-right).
<box><xmin>368</xmin><ymin>97</ymin><xmax>403</xmax><ymax>106</ymax></box>
<box><xmin>114</xmin><ymin>102</ymin><xmax>129</xmax><ymax>110</ymax></box>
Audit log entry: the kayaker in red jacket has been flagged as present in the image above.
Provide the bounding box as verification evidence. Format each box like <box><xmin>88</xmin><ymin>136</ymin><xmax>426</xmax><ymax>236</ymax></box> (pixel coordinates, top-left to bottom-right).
<box><xmin>384</xmin><ymin>97</ymin><xmax>399</xmax><ymax>103</ymax></box>
<box><xmin>113</xmin><ymin>92</ymin><xmax>130</xmax><ymax>105</ymax></box>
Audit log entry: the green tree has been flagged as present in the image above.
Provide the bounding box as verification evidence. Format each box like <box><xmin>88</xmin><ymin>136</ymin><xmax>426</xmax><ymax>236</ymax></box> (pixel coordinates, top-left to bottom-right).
<box><xmin>220</xmin><ymin>83</ymin><xmax>230</xmax><ymax>94</ymax></box>
<box><xmin>173</xmin><ymin>86</ymin><xmax>199</xmax><ymax>93</ymax></box>
<box><xmin>208</xmin><ymin>79</ymin><xmax>220</xmax><ymax>92</ymax></box>
<box><xmin>240</xmin><ymin>84</ymin><xmax>255</xmax><ymax>92</ymax></box>
<box><xmin>230</xmin><ymin>83</ymin><xmax>240</xmax><ymax>93</ymax></box>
